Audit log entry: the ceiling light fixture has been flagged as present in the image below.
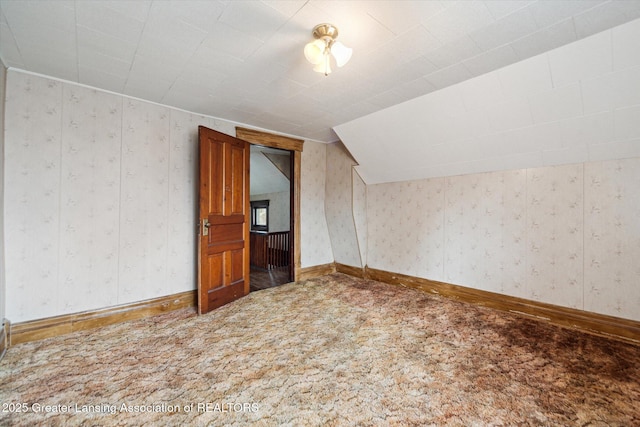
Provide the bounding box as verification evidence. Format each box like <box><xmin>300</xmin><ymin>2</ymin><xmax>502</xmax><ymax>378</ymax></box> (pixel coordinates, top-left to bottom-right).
<box><xmin>304</xmin><ymin>23</ymin><xmax>352</xmax><ymax>76</ymax></box>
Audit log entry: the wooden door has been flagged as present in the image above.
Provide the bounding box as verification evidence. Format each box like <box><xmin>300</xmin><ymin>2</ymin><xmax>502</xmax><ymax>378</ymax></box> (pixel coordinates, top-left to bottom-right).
<box><xmin>198</xmin><ymin>126</ymin><xmax>250</xmax><ymax>314</ymax></box>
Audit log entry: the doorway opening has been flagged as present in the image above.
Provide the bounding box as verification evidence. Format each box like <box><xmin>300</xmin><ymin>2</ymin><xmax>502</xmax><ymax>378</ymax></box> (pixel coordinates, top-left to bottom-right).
<box><xmin>248</xmin><ymin>144</ymin><xmax>292</xmax><ymax>292</ymax></box>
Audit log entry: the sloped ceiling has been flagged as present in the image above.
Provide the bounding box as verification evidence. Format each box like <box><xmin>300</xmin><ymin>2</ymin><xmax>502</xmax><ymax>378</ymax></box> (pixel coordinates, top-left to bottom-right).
<box><xmin>250</xmin><ymin>145</ymin><xmax>290</xmax><ymax>196</ymax></box>
<box><xmin>1</xmin><ymin>0</ymin><xmax>639</xmax><ymax>183</ymax></box>
<box><xmin>335</xmin><ymin>17</ymin><xmax>640</xmax><ymax>184</ymax></box>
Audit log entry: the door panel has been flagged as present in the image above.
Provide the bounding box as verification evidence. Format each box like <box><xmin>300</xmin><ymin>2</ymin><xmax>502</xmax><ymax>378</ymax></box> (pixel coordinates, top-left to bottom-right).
<box><xmin>229</xmin><ymin>143</ymin><xmax>245</xmax><ymax>215</ymax></box>
<box><xmin>230</xmin><ymin>249</ymin><xmax>244</xmax><ymax>283</ymax></box>
<box><xmin>208</xmin><ymin>139</ymin><xmax>225</xmax><ymax>215</ymax></box>
<box><xmin>206</xmin><ymin>253</ymin><xmax>224</xmax><ymax>289</ymax></box>
<box><xmin>198</xmin><ymin>126</ymin><xmax>250</xmax><ymax>314</ymax></box>
<box><xmin>209</xmin><ymin>223</ymin><xmax>244</xmax><ymax>246</ymax></box>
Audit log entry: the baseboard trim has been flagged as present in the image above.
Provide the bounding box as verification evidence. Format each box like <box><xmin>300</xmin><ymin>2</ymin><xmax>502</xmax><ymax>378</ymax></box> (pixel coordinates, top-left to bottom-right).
<box><xmin>298</xmin><ymin>263</ymin><xmax>336</xmax><ymax>281</ymax></box>
<box><xmin>0</xmin><ymin>320</ymin><xmax>8</xmax><ymax>361</ymax></box>
<box><xmin>335</xmin><ymin>263</ymin><xmax>366</xmax><ymax>278</ymax></box>
<box><xmin>363</xmin><ymin>267</ymin><xmax>640</xmax><ymax>345</ymax></box>
<box><xmin>10</xmin><ymin>291</ymin><xmax>197</xmax><ymax>346</ymax></box>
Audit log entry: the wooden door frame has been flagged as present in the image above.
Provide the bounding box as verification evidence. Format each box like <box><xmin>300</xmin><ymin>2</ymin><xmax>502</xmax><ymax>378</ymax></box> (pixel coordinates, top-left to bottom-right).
<box><xmin>235</xmin><ymin>127</ymin><xmax>303</xmax><ymax>281</ymax></box>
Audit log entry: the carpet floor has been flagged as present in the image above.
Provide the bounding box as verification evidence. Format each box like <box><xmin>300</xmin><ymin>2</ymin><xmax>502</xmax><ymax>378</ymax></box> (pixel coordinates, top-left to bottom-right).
<box><xmin>1</xmin><ymin>273</ymin><xmax>639</xmax><ymax>426</ymax></box>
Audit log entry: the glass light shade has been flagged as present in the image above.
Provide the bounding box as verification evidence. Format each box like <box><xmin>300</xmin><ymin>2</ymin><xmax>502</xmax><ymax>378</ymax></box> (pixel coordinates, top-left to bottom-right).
<box><xmin>304</xmin><ymin>39</ymin><xmax>326</xmax><ymax>65</ymax></box>
<box><xmin>313</xmin><ymin>54</ymin><xmax>331</xmax><ymax>75</ymax></box>
<box><xmin>330</xmin><ymin>41</ymin><xmax>352</xmax><ymax>67</ymax></box>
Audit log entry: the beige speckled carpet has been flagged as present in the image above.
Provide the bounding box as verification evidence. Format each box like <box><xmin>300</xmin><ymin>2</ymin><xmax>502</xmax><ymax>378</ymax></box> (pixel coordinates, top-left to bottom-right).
<box><xmin>1</xmin><ymin>273</ymin><xmax>639</xmax><ymax>426</ymax></box>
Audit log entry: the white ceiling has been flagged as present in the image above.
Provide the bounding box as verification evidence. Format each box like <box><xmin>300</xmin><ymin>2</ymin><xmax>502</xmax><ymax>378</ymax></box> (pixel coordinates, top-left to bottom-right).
<box><xmin>336</xmin><ymin>16</ymin><xmax>640</xmax><ymax>184</ymax></box>
<box><xmin>250</xmin><ymin>145</ymin><xmax>290</xmax><ymax>196</ymax></box>
<box><xmin>2</xmin><ymin>0</ymin><xmax>640</xmax><ymax>145</ymax></box>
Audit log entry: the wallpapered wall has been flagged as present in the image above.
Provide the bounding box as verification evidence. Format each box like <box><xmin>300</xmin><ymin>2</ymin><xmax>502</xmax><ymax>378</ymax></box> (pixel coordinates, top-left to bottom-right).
<box><xmin>352</xmin><ymin>169</ymin><xmax>367</xmax><ymax>267</ymax></box>
<box><xmin>367</xmin><ymin>159</ymin><xmax>640</xmax><ymax>322</ymax></box>
<box><xmin>325</xmin><ymin>143</ymin><xmax>362</xmax><ymax>268</ymax></box>
<box><xmin>250</xmin><ymin>191</ymin><xmax>290</xmax><ymax>233</ymax></box>
<box><xmin>0</xmin><ymin>61</ymin><xmax>6</xmax><ymax>328</ymax></box>
<box><xmin>300</xmin><ymin>141</ymin><xmax>334</xmax><ymax>268</ymax></box>
<box><xmin>4</xmin><ymin>70</ymin><xmax>334</xmax><ymax>323</ymax></box>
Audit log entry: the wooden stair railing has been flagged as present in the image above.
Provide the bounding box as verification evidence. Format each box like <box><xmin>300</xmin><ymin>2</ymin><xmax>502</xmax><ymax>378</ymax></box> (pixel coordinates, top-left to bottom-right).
<box><xmin>250</xmin><ymin>231</ymin><xmax>290</xmax><ymax>270</ymax></box>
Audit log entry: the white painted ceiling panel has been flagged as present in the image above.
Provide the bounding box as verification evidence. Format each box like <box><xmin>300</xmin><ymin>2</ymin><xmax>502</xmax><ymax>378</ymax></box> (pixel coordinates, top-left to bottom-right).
<box><xmin>509</xmin><ymin>17</ymin><xmax>577</xmax><ymax>58</ymax></box>
<box><xmin>483</xmin><ymin>0</ymin><xmax>533</xmax><ymax>21</ymax></box>
<box><xmin>528</xmin><ymin>83</ymin><xmax>583</xmax><ymax>124</ymax></box>
<box><xmin>615</xmin><ymin>105</ymin><xmax>640</xmax><ymax>141</ymax></box>
<box><xmin>79</xmin><ymin>66</ymin><xmax>127</xmax><ymax>94</ymax></box>
<box><xmin>497</xmin><ymin>54</ymin><xmax>552</xmax><ymax>97</ymax></box>
<box><xmin>1</xmin><ymin>0</ymin><xmax>640</xmax><ymax>184</ymax></box>
<box><xmin>528</xmin><ymin>0</ymin><xmax>607</xmax><ymax>28</ymax></box>
<box><xmin>426</xmin><ymin>0</ymin><xmax>495</xmax><ymax>45</ymax></box>
<box><xmin>334</xmin><ymin>17</ymin><xmax>640</xmax><ymax>184</ymax></box>
<box><xmin>423</xmin><ymin>34</ymin><xmax>479</xmax><ymax>69</ymax></box>
<box><xmin>463</xmin><ymin>44</ymin><xmax>520</xmax><ymax>75</ymax></box>
<box><xmin>548</xmin><ymin>29</ymin><xmax>612</xmax><ymax>87</ymax></box>
<box><xmin>75</xmin><ymin>1</ymin><xmax>145</xmax><ymax>42</ymax></box>
<box><xmin>583</xmin><ymin>66</ymin><xmax>640</xmax><ymax>115</ymax></box>
<box><xmin>612</xmin><ymin>17</ymin><xmax>640</xmax><ymax>69</ymax></box>
<box><xmin>573</xmin><ymin>0</ymin><xmax>640</xmax><ymax>37</ymax></box>
<box><xmin>469</xmin><ymin>7</ymin><xmax>539</xmax><ymax>51</ymax></box>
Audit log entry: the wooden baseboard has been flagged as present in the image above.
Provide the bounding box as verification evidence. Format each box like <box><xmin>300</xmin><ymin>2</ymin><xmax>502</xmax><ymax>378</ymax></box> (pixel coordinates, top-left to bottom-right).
<box><xmin>335</xmin><ymin>263</ymin><xmax>366</xmax><ymax>278</ymax></box>
<box><xmin>10</xmin><ymin>291</ymin><xmax>197</xmax><ymax>346</ymax></box>
<box><xmin>362</xmin><ymin>267</ymin><xmax>640</xmax><ymax>345</ymax></box>
<box><xmin>0</xmin><ymin>320</ymin><xmax>8</xmax><ymax>361</ymax></box>
<box><xmin>298</xmin><ymin>263</ymin><xmax>336</xmax><ymax>281</ymax></box>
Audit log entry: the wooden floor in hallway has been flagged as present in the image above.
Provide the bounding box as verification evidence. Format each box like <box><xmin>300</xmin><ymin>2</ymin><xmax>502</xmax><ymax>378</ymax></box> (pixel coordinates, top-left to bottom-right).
<box><xmin>249</xmin><ymin>266</ymin><xmax>290</xmax><ymax>292</ymax></box>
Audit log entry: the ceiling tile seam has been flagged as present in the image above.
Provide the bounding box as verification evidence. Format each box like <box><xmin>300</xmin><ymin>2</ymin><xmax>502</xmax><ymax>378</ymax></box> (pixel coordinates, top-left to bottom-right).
<box><xmin>420</xmin><ymin>0</ymin><xmax>459</xmax><ymax>38</ymax></box>
<box><xmin>484</xmin><ymin>0</ymin><xmax>532</xmax><ymax>22</ymax></box>
<box><xmin>159</xmin><ymin>18</ymin><xmax>212</xmax><ymax>105</ymax></box>
<box><xmin>573</xmin><ymin>0</ymin><xmax>622</xmax><ymax>25</ymax></box>
<box><xmin>74</xmin><ymin>23</ymin><xmax>137</xmax><ymax>50</ymax></box>
<box><xmin>419</xmin><ymin>24</ymin><xmax>569</xmax><ymax>85</ymax></box>
<box><xmin>543</xmin><ymin>46</ymin><xmax>557</xmax><ymax>91</ymax></box>
<box><xmin>100</xmin><ymin>0</ymin><xmax>149</xmax><ymax>25</ymax></box>
<box><xmin>466</xmin><ymin>21</ymin><xmax>542</xmax><ymax>63</ymax></box>
<box><xmin>73</xmin><ymin>1</ymin><xmax>79</xmax><ymax>82</ymax></box>
<box><xmin>122</xmin><ymin>1</ymin><xmax>153</xmax><ymax>92</ymax></box>
<box><xmin>578</xmin><ymin>73</ymin><xmax>586</xmax><ymax>119</ymax></box>
<box><xmin>464</xmin><ymin>14</ymin><xmax>582</xmax><ymax>73</ymax></box>
<box><xmin>0</xmin><ymin>6</ymin><xmax>25</xmax><ymax>66</ymax></box>
<box><xmin>570</xmin><ymin>14</ymin><xmax>579</xmax><ymax>43</ymax></box>
<box><xmin>261</xmin><ymin>0</ymin><xmax>307</xmax><ymax>19</ymax></box>
<box><xmin>264</xmin><ymin>6</ymin><xmax>302</xmax><ymax>42</ymax></box>
<box><xmin>366</xmin><ymin>12</ymin><xmax>398</xmax><ymax>36</ymax></box>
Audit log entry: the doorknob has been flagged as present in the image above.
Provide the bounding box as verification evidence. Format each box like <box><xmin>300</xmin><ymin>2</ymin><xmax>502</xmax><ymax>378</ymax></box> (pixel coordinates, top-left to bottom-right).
<box><xmin>202</xmin><ymin>218</ymin><xmax>211</xmax><ymax>236</ymax></box>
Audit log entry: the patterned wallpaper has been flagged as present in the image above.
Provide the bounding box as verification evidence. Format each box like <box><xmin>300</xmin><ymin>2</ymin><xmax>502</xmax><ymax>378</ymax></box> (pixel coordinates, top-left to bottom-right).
<box><xmin>367</xmin><ymin>160</ymin><xmax>640</xmax><ymax>322</ymax></box>
<box><xmin>300</xmin><ymin>141</ymin><xmax>334</xmax><ymax>268</ymax></box>
<box><xmin>526</xmin><ymin>165</ymin><xmax>584</xmax><ymax>309</ymax></box>
<box><xmin>0</xmin><ymin>62</ymin><xmax>6</xmax><ymax>327</ymax></box>
<box><xmin>584</xmin><ymin>159</ymin><xmax>640</xmax><ymax>319</ymax></box>
<box><xmin>166</xmin><ymin>110</ymin><xmax>200</xmax><ymax>297</ymax></box>
<box><xmin>325</xmin><ymin>143</ymin><xmax>362</xmax><ymax>268</ymax></box>
<box><xmin>352</xmin><ymin>170</ymin><xmax>367</xmax><ymax>267</ymax></box>
<box><xmin>4</xmin><ymin>70</ymin><xmax>333</xmax><ymax>322</ymax></box>
<box><xmin>59</xmin><ymin>85</ymin><xmax>122</xmax><ymax>312</ymax></box>
<box><xmin>5</xmin><ymin>73</ymin><xmax>64</xmax><ymax>320</ymax></box>
<box><xmin>369</xmin><ymin>178</ymin><xmax>445</xmax><ymax>280</ymax></box>
<box><xmin>444</xmin><ymin>170</ymin><xmax>529</xmax><ymax>297</ymax></box>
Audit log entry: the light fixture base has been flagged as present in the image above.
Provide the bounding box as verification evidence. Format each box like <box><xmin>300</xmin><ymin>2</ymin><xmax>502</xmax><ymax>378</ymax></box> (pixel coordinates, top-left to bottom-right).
<box><xmin>312</xmin><ymin>24</ymin><xmax>339</xmax><ymax>41</ymax></box>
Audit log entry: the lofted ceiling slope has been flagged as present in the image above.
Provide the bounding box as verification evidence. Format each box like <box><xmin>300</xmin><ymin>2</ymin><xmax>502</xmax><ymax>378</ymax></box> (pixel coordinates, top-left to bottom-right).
<box><xmin>1</xmin><ymin>0</ymin><xmax>639</xmax><ymax>182</ymax></box>
<box><xmin>250</xmin><ymin>145</ymin><xmax>290</xmax><ymax>196</ymax></box>
<box><xmin>335</xmin><ymin>16</ymin><xmax>640</xmax><ymax>184</ymax></box>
